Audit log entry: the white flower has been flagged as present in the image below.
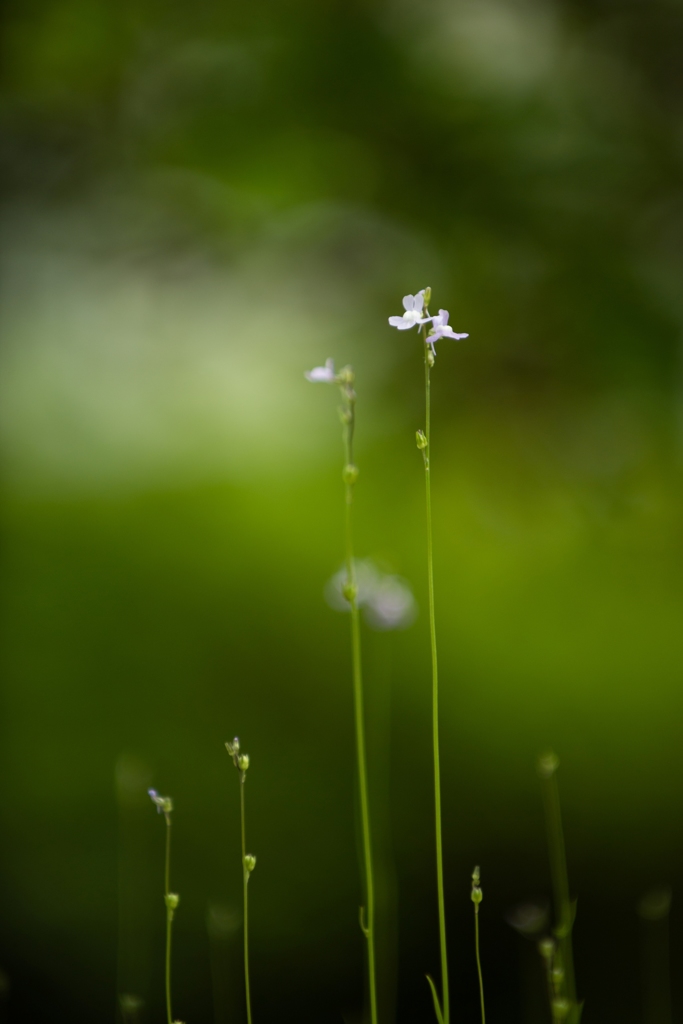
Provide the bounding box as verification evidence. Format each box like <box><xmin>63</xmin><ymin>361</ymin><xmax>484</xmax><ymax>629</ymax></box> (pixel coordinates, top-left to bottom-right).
<box><xmin>325</xmin><ymin>559</ymin><xmax>417</xmax><ymax>631</ymax></box>
<box><xmin>305</xmin><ymin>358</ymin><xmax>337</xmax><ymax>383</ymax></box>
<box><xmin>325</xmin><ymin>560</ymin><xmax>380</xmax><ymax>611</ymax></box>
<box><xmin>388</xmin><ymin>291</ymin><xmax>432</xmax><ymax>331</ymax></box>
<box><xmin>363</xmin><ymin>574</ymin><xmax>417</xmax><ymax>631</ymax></box>
<box><xmin>426</xmin><ymin>309</ymin><xmax>468</xmax><ymax>353</ymax></box>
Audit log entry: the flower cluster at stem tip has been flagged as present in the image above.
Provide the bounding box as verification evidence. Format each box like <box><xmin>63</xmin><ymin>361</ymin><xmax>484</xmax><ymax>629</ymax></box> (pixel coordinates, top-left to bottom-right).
<box><xmin>225</xmin><ymin>737</ymin><xmax>250</xmax><ymax>778</ymax></box>
<box><xmin>388</xmin><ymin>288</ymin><xmax>468</xmax><ymax>356</ymax></box>
<box><xmin>304</xmin><ymin>289</ymin><xmax>468</xmax><ymax>385</ymax></box>
<box><xmin>148</xmin><ymin>789</ymin><xmax>173</xmax><ymax>818</ymax></box>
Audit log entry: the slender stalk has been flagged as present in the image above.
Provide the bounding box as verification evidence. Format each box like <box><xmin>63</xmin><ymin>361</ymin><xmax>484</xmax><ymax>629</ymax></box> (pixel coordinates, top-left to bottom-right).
<box><xmin>422</xmin><ymin>332</ymin><xmax>449</xmax><ymax>1024</ymax></box>
<box><xmin>240</xmin><ymin>779</ymin><xmax>253</xmax><ymax>1024</ymax></box>
<box><xmin>538</xmin><ymin>753</ymin><xmax>578</xmax><ymax>1022</ymax></box>
<box><xmin>164</xmin><ymin>816</ymin><xmax>173</xmax><ymax>1024</ymax></box>
<box><xmin>639</xmin><ymin>887</ymin><xmax>673</xmax><ymax>1024</ymax></box>
<box><xmin>474</xmin><ymin>908</ymin><xmax>485</xmax><ymax>1024</ymax></box>
<box><xmin>342</xmin><ymin>373</ymin><xmax>378</xmax><ymax>1024</ymax></box>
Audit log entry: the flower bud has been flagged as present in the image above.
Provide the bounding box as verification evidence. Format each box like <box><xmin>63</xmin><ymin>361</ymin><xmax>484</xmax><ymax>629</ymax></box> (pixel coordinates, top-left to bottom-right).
<box><xmin>342</xmin><ymin>464</ymin><xmax>359</xmax><ymax>485</ymax></box>
<box><xmin>470</xmin><ymin>865</ymin><xmax>483</xmax><ymax>904</ymax></box>
<box><xmin>537</xmin><ymin>750</ymin><xmax>559</xmax><ymax>778</ymax></box>
<box><xmin>423</xmin><ymin>286</ymin><xmax>432</xmax><ymax>306</ymax></box>
<box><xmin>165</xmin><ymin>893</ymin><xmax>180</xmax><ymax>910</ymax></box>
<box><xmin>238</xmin><ymin>754</ymin><xmax>250</xmax><ymax>772</ymax></box>
<box><xmin>427</xmin><ymin>349</ymin><xmax>435</xmax><ymax>368</ymax></box>
<box><xmin>538</xmin><ymin>937</ymin><xmax>555</xmax><ymax>961</ymax></box>
<box><xmin>416</xmin><ymin>430</ymin><xmax>428</xmax><ymax>450</ymax></box>
<box><xmin>342</xmin><ymin>581</ymin><xmax>357</xmax><ymax>602</ymax></box>
<box><xmin>551</xmin><ymin>965</ymin><xmax>564</xmax><ymax>988</ymax></box>
<box><xmin>552</xmin><ymin>998</ymin><xmax>570</xmax><ymax>1020</ymax></box>
<box><xmin>225</xmin><ymin>737</ymin><xmax>240</xmax><ymax>758</ymax></box>
<box><xmin>244</xmin><ymin>854</ymin><xmax>256</xmax><ymax>873</ymax></box>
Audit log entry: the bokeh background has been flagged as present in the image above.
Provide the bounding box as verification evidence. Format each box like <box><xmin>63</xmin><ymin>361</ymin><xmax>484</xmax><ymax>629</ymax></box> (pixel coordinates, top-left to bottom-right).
<box><xmin>2</xmin><ymin>0</ymin><xmax>683</xmax><ymax>1020</ymax></box>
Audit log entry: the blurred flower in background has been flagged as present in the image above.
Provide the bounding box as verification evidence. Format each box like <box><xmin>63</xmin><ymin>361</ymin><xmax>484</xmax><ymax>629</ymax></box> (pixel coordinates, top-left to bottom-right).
<box><xmin>325</xmin><ymin>559</ymin><xmax>417</xmax><ymax>631</ymax></box>
<box><xmin>3</xmin><ymin>0</ymin><xmax>683</xmax><ymax>1021</ymax></box>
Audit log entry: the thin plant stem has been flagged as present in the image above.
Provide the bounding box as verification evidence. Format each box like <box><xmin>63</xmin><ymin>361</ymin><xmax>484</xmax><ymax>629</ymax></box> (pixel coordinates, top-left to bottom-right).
<box><xmin>342</xmin><ymin>375</ymin><xmax>378</xmax><ymax>1024</ymax></box>
<box><xmin>542</xmin><ymin>951</ymin><xmax>555</xmax><ymax>1023</ymax></box>
<box><xmin>538</xmin><ymin>754</ymin><xmax>578</xmax><ymax>1022</ymax></box>
<box><xmin>240</xmin><ymin>779</ymin><xmax>253</xmax><ymax>1024</ymax></box>
<box><xmin>639</xmin><ymin>887</ymin><xmax>673</xmax><ymax>1024</ymax></box>
<box><xmin>164</xmin><ymin>815</ymin><xmax>173</xmax><ymax>1024</ymax></box>
<box><xmin>422</xmin><ymin>330</ymin><xmax>449</xmax><ymax>1024</ymax></box>
<box><xmin>474</xmin><ymin>907</ymin><xmax>485</xmax><ymax>1024</ymax></box>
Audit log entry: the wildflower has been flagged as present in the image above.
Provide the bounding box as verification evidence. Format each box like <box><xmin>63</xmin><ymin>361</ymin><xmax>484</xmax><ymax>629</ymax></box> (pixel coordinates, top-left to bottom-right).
<box><xmin>148</xmin><ymin>789</ymin><xmax>173</xmax><ymax>815</ymax></box>
<box><xmin>363</xmin><ymin>574</ymin><xmax>417</xmax><ymax>631</ymax></box>
<box><xmin>325</xmin><ymin>559</ymin><xmax>417</xmax><ymax>631</ymax></box>
<box><xmin>305</xmin><ymin>358</ymin><xmax>337</xmax><ymax>383</ymax></box>
<box><xmin>388</xmin><ymin>291</ymin><xmax>432</xmax><ymax>331</ymax></box>
<box><xmin>426</xmin><ymin>309</ymin><xmax>468</xmax><ymax>353</ymax></box>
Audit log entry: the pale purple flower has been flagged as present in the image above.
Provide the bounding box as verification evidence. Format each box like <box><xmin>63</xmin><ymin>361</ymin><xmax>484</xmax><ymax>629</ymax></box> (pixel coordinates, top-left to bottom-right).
<box><xmin>148</xmin><ymin>788</ymin><xmax>173</xmax><ymax>815</ymax></box>
<box><xmin>388</xmin><ymin>291</ymin><xmax>432</xmax><ymax>331</ymax></box>
<box><xmin>364</xmin><ymin>574</ymin><xmax>417</xmax><ymax>631</ymax></box>
<box><xmin>325</xmin><ymin>559</ymin><xmax>417</xmax><ymax>631</ymax></box>
<box><xmin>426</xmin><ymin>309</ymin><xmax>468</xmax><ymax>353</ymax></box>
<box><xmin>325</xmin><ymin>560</ymin><xmax>380</xmax><ymax>612</ymax></box>
<box><xmin>305</xmin><ymin>358</ymin><xmax>336</xmax><ymax>383</ymax></box>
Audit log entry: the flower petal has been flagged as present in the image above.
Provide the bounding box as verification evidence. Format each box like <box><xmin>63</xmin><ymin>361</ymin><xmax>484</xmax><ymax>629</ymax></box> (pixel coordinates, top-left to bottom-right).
<box><xmin>402</xmin><ymin>294</ymin><xmax>416</xmax><ymax>311</ymax></box>
<box><xmin>437</xmin><ymin>308</ymin><xmax>449</xmax><ymax>325</ymax></box>
<box><xmin>388</xmin><ymin>315</ymin><xmax>406</xmax><ymax>327</ymax></box>
<box><xmin>305</xmin><ymin>361</ymin><xmax>336</xmax><ymax>382</ymax></box>
<box><xmin>413</xmin><ymin>290</ymin><xmax>425</xmax><ymax>312</ymax></box>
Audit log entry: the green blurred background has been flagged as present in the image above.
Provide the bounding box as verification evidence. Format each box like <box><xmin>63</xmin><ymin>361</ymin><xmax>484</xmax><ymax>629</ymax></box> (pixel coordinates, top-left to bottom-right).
<box><xmin>2</xmin><ymin>0</ymin><xmax>683</xmax><ymax>1020</ymax></box>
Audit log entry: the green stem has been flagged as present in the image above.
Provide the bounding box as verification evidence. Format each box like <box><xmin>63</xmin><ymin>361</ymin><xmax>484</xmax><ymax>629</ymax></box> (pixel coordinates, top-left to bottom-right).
<box><xmin>164</xmin><ymin>816</ymin><xmax>173</xmax><ymax>1024</ymax></box>
<box><xmin>543</xmin><ymin>954</ymin><xmax>555</xmax><ymax>1024</ymax></box>
<box><xmin>342</xmin><ymin>381</ymin><xmax>378</xmax><ymax>1024</ymax></box>
<box><xmin>423</xmin><ymin>343</ymin><xmax>449</xmax><ymax>1024</ymax></box>
<box><xmin>240</xmin><ymin>779</ymin><xmax>253</xmax><ymax>1024</ymax></box>
<box><xmin>540</xmin><ymin>762</ymin><xmax>577</xmax><ymax>1016</ymax></box>
<box><xmin>474</xmin><ymin>907</ymin><xmax>485</xmax><ymax>1024</ymax></box>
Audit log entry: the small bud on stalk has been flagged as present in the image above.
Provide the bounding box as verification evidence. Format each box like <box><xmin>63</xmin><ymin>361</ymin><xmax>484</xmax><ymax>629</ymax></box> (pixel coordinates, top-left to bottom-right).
<box><xmin>537</xmin><ymin>750</ymin><xmax>560</xmax><ymax>778</ymax></box>
<box><xmin>552</xmin><ymin>997</ymin><xmax>571</xmax><ymax>1021</ymax></box>
<box><xmin>471</xmin><ymin>865</ymin><xmax>483</xmax><ymax>906</ymax></box>
<box><xmin>551</xmin><ymin>965</ymin><xmax>565</xmax><ymax>990</ymax></box>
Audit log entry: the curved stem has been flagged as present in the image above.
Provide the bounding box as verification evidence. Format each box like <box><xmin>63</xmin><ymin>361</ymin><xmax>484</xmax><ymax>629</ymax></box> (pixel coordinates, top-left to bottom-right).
<box><xmin>424</xmin><ymin>346</ymin><xmax>449</xmax><ymax>1024</ymax></box>
<box><xmin>164</xmin><ymin>818</ymin><xmax>173</xmax><ymax>1024</ymax></box>
<box><xmin>474</xmin><ymin>908</ymin><xmax>485</xmax><ymax>1024</ymax></box>
<box><xmin>240</xmin><ymin>780</ymin><xmax>253</xmax><ymax>1024</ymax></box>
